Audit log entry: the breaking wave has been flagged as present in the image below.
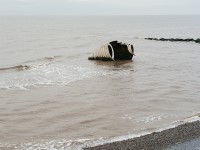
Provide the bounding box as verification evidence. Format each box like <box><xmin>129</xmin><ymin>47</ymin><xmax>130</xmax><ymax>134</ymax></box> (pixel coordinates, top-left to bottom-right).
<box><xmin>0</xmin><ymin>65</ymin><xmax>31</xmax><ymax>71</ymax></box>
<box><xmin>0</xmin><ymin>60</ymin><xmax>133</xmax><ymax>90</ymax></box>
<box><xmin>0</xmin><ymin>56</ymin><xmax>62</xmax><ymax>73</ymax></box>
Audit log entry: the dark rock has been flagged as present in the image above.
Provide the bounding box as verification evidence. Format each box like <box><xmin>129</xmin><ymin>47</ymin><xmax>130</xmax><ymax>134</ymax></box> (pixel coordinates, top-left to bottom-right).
<box><xmin>145</xmin><ymin>37</ymin><xmax>200</xmax><ymax>44</ymax></box>
<box><xmin>88</xmin><ymin>57</ymin><xmax>113</xmax><ymax>61</ymax></box>
<box><xmin>195</xmin><ymin>38</ymin><xmax>200</xmax><ymax>44</ymax></box>
<box><xmin>174</xmin><ymin>38</ymin><xmax>182</xmax><ymax>41</ymax></box>
<box><xmin>145</xmin><ymin>38</ymin><xmax>153</xmax><ymax>40</ymax></box>
<box><xmin>169</xmin><ymin>38</ymin><xmax>175</xmax><ymax>41</ymax></box>
<box><xmin>159</xmin><ymin>38</ymin><xmax>166</xmax><ymax>41</ymax></box>
<box><xmin>153</xmin><ymin>38</ymin><xmax>158</xmax><ymax>40</ymax></box>
<box><xmin>184</xmin><ymin>38</ymin><xmax>194</xmax><ymax>42</ymax></box>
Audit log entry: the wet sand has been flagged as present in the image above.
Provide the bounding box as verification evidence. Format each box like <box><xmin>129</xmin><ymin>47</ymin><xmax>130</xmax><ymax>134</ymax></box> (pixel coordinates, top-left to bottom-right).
<box><xmin>85</xmin><ymin>121</ymin><xmax>200</xmax><ymax>150</ymax></box>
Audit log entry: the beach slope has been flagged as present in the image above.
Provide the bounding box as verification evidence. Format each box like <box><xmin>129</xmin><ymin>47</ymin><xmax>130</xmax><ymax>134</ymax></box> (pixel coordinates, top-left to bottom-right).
<box><xmin>85</xmin><ymin>121</ymin><xmax>200</xmax><ymax>150</ymax></box>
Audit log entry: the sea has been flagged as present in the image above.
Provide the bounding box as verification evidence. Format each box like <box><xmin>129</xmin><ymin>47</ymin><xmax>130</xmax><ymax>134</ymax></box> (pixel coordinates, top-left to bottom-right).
<box><xmin>0</xmin><ymin>16</ymin><xmax>200</xmax><ymax>150</ymax></box>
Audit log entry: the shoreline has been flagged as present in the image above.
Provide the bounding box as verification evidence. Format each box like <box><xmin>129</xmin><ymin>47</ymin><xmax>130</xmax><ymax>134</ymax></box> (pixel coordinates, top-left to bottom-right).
<box><xmin>84</xmin><ymin>121</ymin><xmax>200</xmax><ymax>150</ymax></box>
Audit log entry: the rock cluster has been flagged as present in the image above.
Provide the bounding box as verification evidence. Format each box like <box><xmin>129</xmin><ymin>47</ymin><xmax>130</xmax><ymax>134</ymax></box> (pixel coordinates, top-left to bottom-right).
<box><xmin>145</xmin><ymin>38</ymin><xmax>200</xmax><ymax>44</ymax></box>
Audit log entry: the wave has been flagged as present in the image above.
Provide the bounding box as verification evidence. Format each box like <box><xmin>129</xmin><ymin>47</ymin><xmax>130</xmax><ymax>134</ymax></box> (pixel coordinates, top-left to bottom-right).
<box><xmin>21</xmin><ymin>55</ymin><xmax>62</xmax><ymax>66</ymax></box>
<box><xmin>0</xmin><ymin>114</ymin><xmax>199</xmax><ymax>150</ymax></box>
<box><xmin>0</xmin><ymin>65</ymin><xmax>31</xmax><ymax>71</ymax></box>
<box><xmin>0</xmin><ymin>61</ymin><xmax>133</xmax><ymax>90</ymax></box>
<box><xmin>0</xmin><ymin>56</ymin><xmax>62</xmax><ymax>73</ymax></box>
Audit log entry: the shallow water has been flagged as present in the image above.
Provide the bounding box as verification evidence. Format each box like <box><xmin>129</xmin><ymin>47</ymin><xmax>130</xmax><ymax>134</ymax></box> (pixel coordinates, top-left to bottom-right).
<box><xmin>0</xmin><ymin>16</ymin><xmax>200</xmax><ymax>149</ymax></box>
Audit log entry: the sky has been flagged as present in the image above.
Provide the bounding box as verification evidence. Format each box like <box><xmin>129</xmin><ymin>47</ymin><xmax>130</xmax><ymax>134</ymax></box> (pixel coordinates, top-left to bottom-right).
<box><xmin>0</xmin><ymin>0</ymin><xmax>200</xmax><ymax>16</ymax></box>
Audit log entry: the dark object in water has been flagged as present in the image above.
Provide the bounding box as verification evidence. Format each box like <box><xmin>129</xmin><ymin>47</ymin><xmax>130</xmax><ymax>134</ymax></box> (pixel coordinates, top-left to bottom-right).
<box><xmin>88</xmin><ymin>41</ymin><xmax>135</xmax><ymax>61</ymax></box>
<box><xmin>196</xmin><ymin>38</ymin><xmax>200</xmax><ymax>44</ymax></box>
<box><xmin>145</xmin><ymin>38</ymin><xmax>200</xmax><ymax>44</ymax></box>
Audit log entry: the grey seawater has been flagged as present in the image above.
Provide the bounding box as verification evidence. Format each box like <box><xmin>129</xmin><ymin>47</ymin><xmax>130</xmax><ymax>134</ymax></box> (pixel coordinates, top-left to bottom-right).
<box><xmin>0</xmin><ymin>16</ymin><xmax>200</xmax><ymax>149</ymax></box>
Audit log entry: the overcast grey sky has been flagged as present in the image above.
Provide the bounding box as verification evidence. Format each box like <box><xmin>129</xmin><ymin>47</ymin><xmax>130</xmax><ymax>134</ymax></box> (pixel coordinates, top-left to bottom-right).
<box><xmin>0</xmin><ymin>0</ymin><xmax>200</xmax><ymax>15</ymax></box>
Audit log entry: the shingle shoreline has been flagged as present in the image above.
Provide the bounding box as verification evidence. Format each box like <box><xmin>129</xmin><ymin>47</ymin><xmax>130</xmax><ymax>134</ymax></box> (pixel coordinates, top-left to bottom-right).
<box><xmin>84</xmin><ymin>121</ymin><xmax>200</xmax><ymax>150</ymax></box>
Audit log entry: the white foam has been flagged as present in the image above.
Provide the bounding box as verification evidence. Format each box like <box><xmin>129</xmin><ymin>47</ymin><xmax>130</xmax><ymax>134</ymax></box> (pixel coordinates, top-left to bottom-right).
<box><xmin>0</xmin><ymin>62</ymin><xmax>132</xmax><ymax>90</ymax></box>
<box><xmin>156</xmin><ymin>115</ymin><xmax>200</xmax><ymax>132</ymax></box>
<box><xmin>121</xmin><ymin>114</ymin><xmax>166</xmax><ymax>124</ymax></box>
<box><xmin>183</xmin><ymin>115</ymin><xmax>200</xmax><ymax>122</ymax></box>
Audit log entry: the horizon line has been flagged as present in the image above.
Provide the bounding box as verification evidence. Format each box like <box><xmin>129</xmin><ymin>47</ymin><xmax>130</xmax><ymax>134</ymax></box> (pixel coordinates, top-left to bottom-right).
<box><xmin>0</xmin><ymin>14</ymin><xmax>200</xmax><ymax>17</ymax></box>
